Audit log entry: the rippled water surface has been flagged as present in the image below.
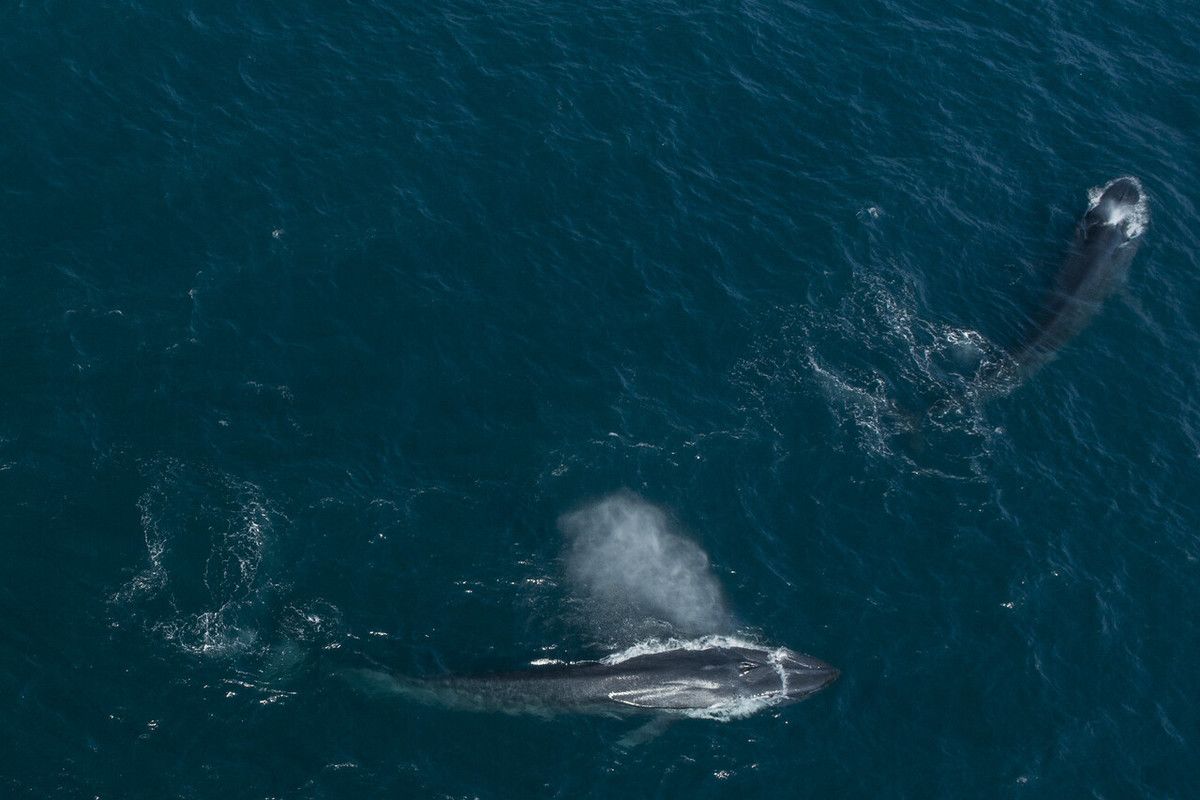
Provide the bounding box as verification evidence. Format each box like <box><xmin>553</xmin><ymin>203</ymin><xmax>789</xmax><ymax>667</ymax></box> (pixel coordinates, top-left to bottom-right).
<box><xmin>2</xmin><ymin>1</ymin><xmax>1198</xmax><ymax>797</ymax></box>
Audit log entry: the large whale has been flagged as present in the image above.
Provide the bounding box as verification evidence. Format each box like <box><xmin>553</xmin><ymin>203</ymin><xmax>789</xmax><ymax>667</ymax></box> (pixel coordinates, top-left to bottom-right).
<box><xmin>1006</xmin><ymin>176</ymin><xmax>1148</xmax><ymax>378</ymax></box>
<box><xmin>346</xmin><ymin>640</ymin><xmax>838</xmax><ymax>721</ymax></box>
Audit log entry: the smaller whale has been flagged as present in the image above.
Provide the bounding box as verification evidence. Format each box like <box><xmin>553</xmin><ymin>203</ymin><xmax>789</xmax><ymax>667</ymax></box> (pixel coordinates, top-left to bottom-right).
<box><xmin>1008</xmin><ymin>176</ymin><xmax>1148</xmax><ymax>378</ymax></box>
<box><xmin>345</xmin><ymin>640</ymin><xmax>838</xmax><ymax>722</ymax></box>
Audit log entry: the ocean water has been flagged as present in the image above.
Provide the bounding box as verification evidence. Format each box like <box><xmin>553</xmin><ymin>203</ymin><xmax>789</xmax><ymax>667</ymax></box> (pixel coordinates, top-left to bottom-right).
<box><xmin>2</xmin><ymin>1</ymin><xmax>1198</xmax><ymax>797</ymax></box>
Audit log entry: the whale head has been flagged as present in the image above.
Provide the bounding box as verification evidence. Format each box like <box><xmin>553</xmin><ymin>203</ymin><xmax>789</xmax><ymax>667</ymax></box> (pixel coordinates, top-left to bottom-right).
<box><xmin>1085</xmin><ymin>176</ymin><xmax>1148</xmax><ymax>240</ymax></box>
<box><xmin>767</xmin><ymin>647</ymin><xmax>841</xmax><ymax>703</ymax></box>
<box><xmin>599</xmin><ymin>640</ymin><xmax>840</xmax><ymax>718</ymax></box>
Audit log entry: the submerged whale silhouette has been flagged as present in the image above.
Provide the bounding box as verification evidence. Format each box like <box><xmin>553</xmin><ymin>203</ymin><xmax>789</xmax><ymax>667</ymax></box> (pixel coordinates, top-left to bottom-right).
<box><xmin>1007</xmin><ymin>176</ymin><xmax>1148</xmax><ymax>378</ymax></box>
<box><xmin>347</xmin><ymin>641</ymin><xmax>838</xmax><ymax>721</ymax></box>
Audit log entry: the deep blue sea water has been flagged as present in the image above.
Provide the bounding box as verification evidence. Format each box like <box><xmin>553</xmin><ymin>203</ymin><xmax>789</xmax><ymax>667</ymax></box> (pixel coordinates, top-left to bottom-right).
<box><xmin>2</xmin><ymin>1</ymin><xmax>1199</xmax><ymax>797</ymax></box>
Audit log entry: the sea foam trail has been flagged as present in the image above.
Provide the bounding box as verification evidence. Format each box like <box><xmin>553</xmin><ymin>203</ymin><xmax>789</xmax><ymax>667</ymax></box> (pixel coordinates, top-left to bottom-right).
<box><xmin>558</xmin><ymin>492</ymin><xmax>733</xmax><ymax>639</ymax></box>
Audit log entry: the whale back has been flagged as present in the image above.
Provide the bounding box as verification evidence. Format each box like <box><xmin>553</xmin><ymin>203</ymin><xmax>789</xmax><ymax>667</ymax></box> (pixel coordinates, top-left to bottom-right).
<box><xmin>432</xmin><ymin>646</ymin><xmax>780</xmax><ymax>713</ymax></box>
<box><xmin>1009</xmin><ymin>177</ymin><xmax>1146</xmax><ymax>375</ymax></box>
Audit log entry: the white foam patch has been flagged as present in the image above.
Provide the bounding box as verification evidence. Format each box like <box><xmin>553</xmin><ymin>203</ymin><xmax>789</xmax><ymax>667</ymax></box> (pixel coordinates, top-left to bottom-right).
<box><xmin>111</xmin><ymin>461</ymin><xmax>278</xmax><ymax>658</ymax></box>
<box><xmin>600</xmin><ymin>634</ymin><xmax>768</xmax><ymax>664</ymax></box>
<box><xmin>732</xmin><ymin>268</ymin><xmax>1009</xmax><ymax>479</ymax></box>
<box><xmin>1087</xmin><ymin>176</ymin><xmax>1149</xmax><ymax>238</ymax></box>
<box><xmin>601</xmin><ymin>635</ymin><xmax>793</xmax><ymax>721</ymax></box>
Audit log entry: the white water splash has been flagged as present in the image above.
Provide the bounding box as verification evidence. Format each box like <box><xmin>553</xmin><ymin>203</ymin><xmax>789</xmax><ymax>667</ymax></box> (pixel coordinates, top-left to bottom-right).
<box><xmin>601</xmin><ymin>633</ymin><xmax>774</xmax><ymax>664</ymax></box>
<box><xmin>111</xmin><ymin>460</ymin><xmax>279</xmax><ymax>657</ymax></box>
<box><xmin>734</xmin><ymin>271</ymin><xmax>1006</xmax><ymax>471</ymax></box>
<box><xmin>1087</xmin><ymin>176</ymin><xmax>1149</xmax><ymax>238</ymax></box>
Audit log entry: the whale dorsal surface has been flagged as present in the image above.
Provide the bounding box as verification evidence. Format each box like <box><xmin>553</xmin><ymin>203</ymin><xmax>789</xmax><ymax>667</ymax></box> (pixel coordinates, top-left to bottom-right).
<box><xmin>351</xmin><ymin>641</ymin><xmax>839</xmax><ymax>720</ymax></box>
<box><xmin>1009</xmin><ymin>176</ymin><xmax>1148</xmax><ymax>377</ymax></box>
